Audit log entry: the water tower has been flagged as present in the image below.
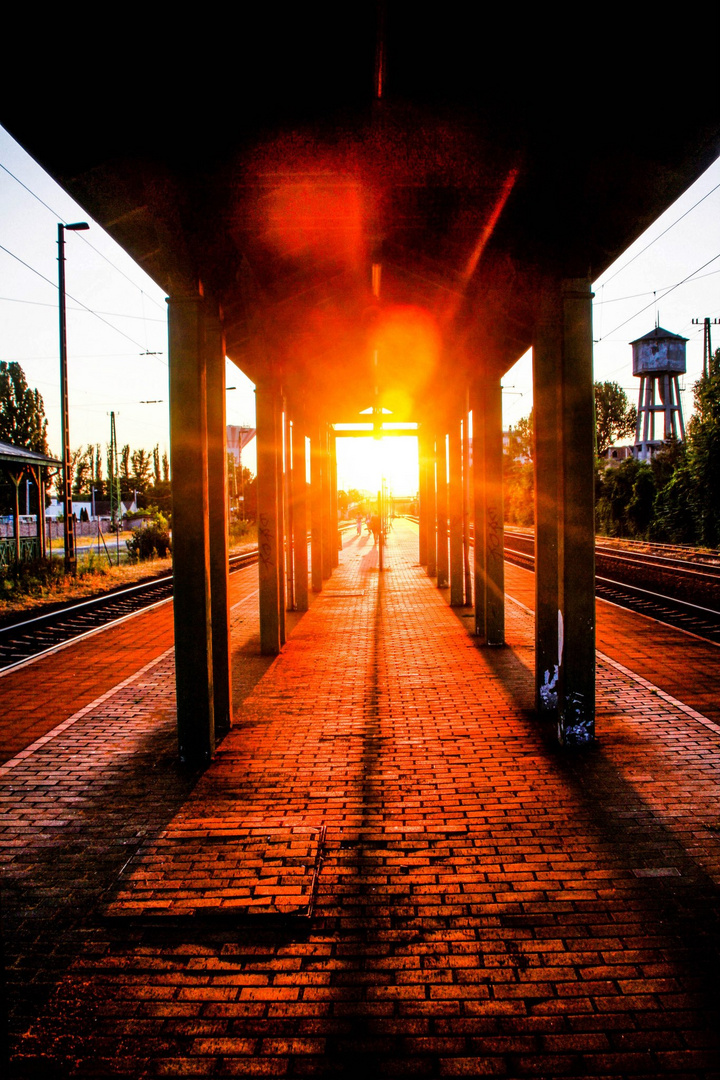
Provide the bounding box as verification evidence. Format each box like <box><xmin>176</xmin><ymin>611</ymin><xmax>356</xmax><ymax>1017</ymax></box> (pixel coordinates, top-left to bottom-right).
<box><xmin>631</xmin><ymin>325</ymin><xmax>687</xmax><ymax>460</ymax></box>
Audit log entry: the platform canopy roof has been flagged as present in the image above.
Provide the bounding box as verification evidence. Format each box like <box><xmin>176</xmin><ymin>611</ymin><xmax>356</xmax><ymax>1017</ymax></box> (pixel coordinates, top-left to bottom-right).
<box><xmin>4</xmin><ymin>6</ymin><xmax>718</xmax><ymax>424</ymax></box>
<box><xmin>0</xmin><ymin>441</ymin><xmax>60</xmax><ymax>471</ymax></box>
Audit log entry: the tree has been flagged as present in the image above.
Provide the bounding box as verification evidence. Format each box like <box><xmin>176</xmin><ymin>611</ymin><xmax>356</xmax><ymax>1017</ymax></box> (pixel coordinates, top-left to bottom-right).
<box><xmin>594</xmin><ymin>381</ymin><xmax>636</xmax><ymax>456</ymax></box>
<box><xmin>507</xmin><ymin>410</ymin><xmax>533</xmax><ymax>463</ymax></box>
<box><xmin>596</xmin><ymin>457</ymin><xmax>655</xmax><ymax>538</ymax></box>
<box><xmin>504</xmin><ymin>410</ymin><xmax>534</xmax><ymax>526</ymax></box>
<box><xmin>131</xmin><ymin>448</ymin><xmax>152</xmax><ymax>493</ymax></box>
<box><xmin>120</xmin><ymin>444</ymin><xmax>131</xmax><ymax>499</ymax></box>
<box><xmin>0</xmin><ymin>361</ymin><xmax>49</xmax><ymax>452</ymax></box>
<box><xmin>72</xmin><ymin>446</ymin><xmax>93</xmax><ymax>497</ymax></box>
<box><xmin>686</xmin><ymin>348</ymin><xmax>720</xmax><ymax>547</ymax></box>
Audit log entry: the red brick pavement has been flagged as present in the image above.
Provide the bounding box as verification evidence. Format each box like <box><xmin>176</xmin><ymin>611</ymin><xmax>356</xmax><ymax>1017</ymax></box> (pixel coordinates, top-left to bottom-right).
<box><xmin>0</xmin><ymin>568</ymin><xmax>260</xmax><ymax>765</ymax></box>
<box><xmin>505</xmin><ymin>561</ymin><xmax>720</xmax><ymax>730</ymax></box>
<box><xmin>2</xmin><ymin>521</ymin><xmax>719</xmax><ymax>1078</ymax></box>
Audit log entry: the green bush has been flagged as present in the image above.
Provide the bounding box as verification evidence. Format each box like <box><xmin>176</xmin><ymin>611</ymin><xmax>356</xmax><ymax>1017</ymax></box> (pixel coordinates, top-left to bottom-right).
<box><xmin>126</xmin><ymin>513</ymin><xmax>171</xmax><ymax>561</ymax></box>
<box><xmin>0</xmin><ymin>556</ymin><xmax>64</xmax><ymax>600</ymax></box>
<box><xmin>229</xmin><ymin>519</ymin><xmax>252</xmax><ymax>544</ymax></box>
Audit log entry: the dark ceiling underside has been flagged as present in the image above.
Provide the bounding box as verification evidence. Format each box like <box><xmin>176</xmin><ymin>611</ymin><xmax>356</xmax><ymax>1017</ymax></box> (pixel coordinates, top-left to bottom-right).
<box><xmin>4</xmin><ymin>5</ymin><xmax>718</xmax><ymax>422</ymax></box>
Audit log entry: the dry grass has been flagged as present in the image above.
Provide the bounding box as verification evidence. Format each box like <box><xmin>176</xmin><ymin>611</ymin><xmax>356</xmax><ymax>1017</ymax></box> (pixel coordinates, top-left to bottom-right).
<box><xmin>0</xmin><ymin>555</ymin><xmax>173</xmax><ymax>625</ymax></box>
<box><xmin>1</xmin><ymin>528</ymin><xmax>260</xmax><ymax>626</ymax></box>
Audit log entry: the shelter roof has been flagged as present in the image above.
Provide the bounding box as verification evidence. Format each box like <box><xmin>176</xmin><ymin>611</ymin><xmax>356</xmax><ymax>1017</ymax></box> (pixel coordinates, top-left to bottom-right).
<box><xmin>3</xmin><ymin>8</ymin><xmax>718</xmax><ymax>422</ymax></box>
<box><xmin>0</xmin><ymin>442</ymin><xmax>61</xmax><ymax>470</ymax></box>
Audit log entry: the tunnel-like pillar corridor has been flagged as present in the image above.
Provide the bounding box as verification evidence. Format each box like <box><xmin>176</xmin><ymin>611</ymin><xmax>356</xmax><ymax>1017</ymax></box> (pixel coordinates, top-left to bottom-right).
<box><xmin>416</xmin><ymin>279</ymin><xmax>596</xmax><ymax>745</ymax></box>
<box><xmin>168</xmin><ymin>274</ymin><xmax>596</xmax><ymax>766</ymax></box>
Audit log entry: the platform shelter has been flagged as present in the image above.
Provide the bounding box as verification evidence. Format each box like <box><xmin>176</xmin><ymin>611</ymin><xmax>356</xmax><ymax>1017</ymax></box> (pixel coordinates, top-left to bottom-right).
<box><xmin>5</xmin><ymin>10</ymin><xmax>718</xmax><ymax>767</ymax></box>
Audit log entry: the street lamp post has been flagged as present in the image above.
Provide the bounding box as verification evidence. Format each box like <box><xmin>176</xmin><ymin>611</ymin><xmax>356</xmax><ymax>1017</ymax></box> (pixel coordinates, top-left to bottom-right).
<box><xmin>58</xmin><ymin>221</ymin><xmax>89</xmax><ymax>573</ymax></box>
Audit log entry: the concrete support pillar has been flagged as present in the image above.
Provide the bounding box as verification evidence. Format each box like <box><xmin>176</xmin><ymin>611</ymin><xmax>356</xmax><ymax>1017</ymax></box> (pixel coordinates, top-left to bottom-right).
<box><xmin>418</xmin><ymin>430</ymin><xmax>429</xmax><ymax>565</ymax></box>
<box><xmin>463</xmin><ymin>394</ymin><xmax>473</xmax><ymax>605</ymax></box>
<box><xmin>436</xmin><ymin>429</ymin><xmax>449</xmax><ymax>588</ymax></box>
<box><xmin>484</xmin><ymin>378</ymin><xmax>505</xmax><ymax>645</ymax></box>
<box><xmin>427</xmin><ymin>431</ymin><xmax>437</xmax><ymax>578</ymax></box>
<box><xmin>560</xmin><ymin>280</ymin><xmax>596</xmax><ymax>742</ymax></box>
<box><xmin>205</xmin><ymin>311</ymin><xmax>232</xmax><ymax>742</ymax></box>
<box><xmin>292</xmin><ymin>417</ymin><xmax>309</xmax><ymax>611</ymax></box>
<box><xmin>330</xmin><ymin>430</ymin><xmax>340</xmax><ymax>564</ymax></box>
<box><xmin>449</xmin><ymin>413</ymin><xmax>464</xmax><ymax>605</ymax></box>
<box><xmin>276</xmin><ymin>396</ymin><xmax>287</xmax><ymax>646</ymax></box>
<box><xmin>471</xmin><ymin>383</ymin><xmax>487</xmax><ymax>641</ymax></box>
<box><xmin>256</xmin><ymin>380</ymin><xmax>282</xmax><ymax>655</ymax></box>
<box><xmin>534</xmin><ymin>292</ymin><xmax>562</xmax><ymax>732</ymax></box>
<box><xmin>284</xmin><ymin>409</ymin><xmax>295</xmax><ymax>612</ymax></box>
<box><xmin>322</xmin><ymin>424</ymin><xmax>333</xmax><ymax>579</ymax></box>
<box><xmin>471</xmin><ymin>376</ymin><xmax>504</xmax><ymax>644</ymax></box>
<box><xmin>168</xmin><ymin>291</ymin><xmax>214</xmax><ymax>766</ymax></box>
<box><xmin>311</xmin><ymin>422</ymin><xmax>324</xmax><ymax>593</ymax></box>
<box><xmin>533</xmin><ymin>279</ymin><xmax>595</xmax><ymax>745</ymax></box>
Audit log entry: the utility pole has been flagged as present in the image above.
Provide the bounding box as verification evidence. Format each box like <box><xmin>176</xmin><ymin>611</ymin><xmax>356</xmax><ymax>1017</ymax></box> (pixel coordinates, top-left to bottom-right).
<box><xmin>58</xmin><ymin>220</ymin><xmax>89</xmax><ymax>573</ymax></box>
<box><xmin>692</xmin><ymin>317</ymin><xmax>720</xmax><ymax>378</ymax></box>
<box><xmin>109</xmin><ymin>412</ymin><xmax>121</xmax><ymax>565</ymax></box>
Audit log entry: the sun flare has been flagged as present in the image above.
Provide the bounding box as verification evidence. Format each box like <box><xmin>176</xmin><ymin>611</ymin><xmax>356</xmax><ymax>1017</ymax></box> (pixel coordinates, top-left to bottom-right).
<box><xmin>335</xmin><ymin>433</ymin><xmax>418</xmax><ymax>498</ymax></box>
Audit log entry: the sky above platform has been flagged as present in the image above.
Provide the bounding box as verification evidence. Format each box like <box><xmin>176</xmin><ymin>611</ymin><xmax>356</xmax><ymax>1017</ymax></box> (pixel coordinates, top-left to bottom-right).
<box><xmin>1</xmin><ymin>123</ymin><xmax>718</xmax><ymax>496</ymax></box>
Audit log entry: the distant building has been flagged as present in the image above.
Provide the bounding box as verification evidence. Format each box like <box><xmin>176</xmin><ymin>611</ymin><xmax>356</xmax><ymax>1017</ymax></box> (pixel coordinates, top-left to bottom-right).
<box><xmin>227</xmin><ymin>426</ymin><xmax>255</xmax><ymax>465</ymax></box>
<box><xmin>600</xmin><ymin>445</ymin><xmax>635</xmax><ymax>467</ymax></box>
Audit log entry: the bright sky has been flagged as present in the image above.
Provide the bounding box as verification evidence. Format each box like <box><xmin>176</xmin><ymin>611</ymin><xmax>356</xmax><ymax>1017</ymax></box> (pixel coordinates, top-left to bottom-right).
<box><xmin>2</xmin><ymin>123</ymin><xmax>718</xmax><ymax>497</ymax></box>
<box><xmin>0</xmin><ymin>124</ymin><xmax>257</xmax><ymax>472</ymax></box>
<box><xmin>503</xmin><ymin>156</ymin><xmax>720</xmax><ymax>434</ymax></box>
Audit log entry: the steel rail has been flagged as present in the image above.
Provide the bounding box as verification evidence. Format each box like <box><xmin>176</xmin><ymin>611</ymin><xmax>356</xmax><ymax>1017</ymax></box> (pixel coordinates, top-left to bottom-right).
<box><xmin>0</xmin><ymin>549</ymin><xmax>258</xmax><ymax>670</ymax></box>
<box><xmin>0</xmin><ymin>524</ymin><xmax>359</xmax><ymax>671</ymax></box>
<box><xmin>502</xmin><ymin>545</ymin><xmax>720</xmax><ymax>644</ymax></box>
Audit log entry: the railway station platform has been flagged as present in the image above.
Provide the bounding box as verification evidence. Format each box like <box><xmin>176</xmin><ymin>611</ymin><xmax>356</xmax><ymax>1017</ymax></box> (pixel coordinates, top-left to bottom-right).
<box><xmin>2</xmin><ymin>520</ymin><xmax>720</xmax><ymax>1078</ymax></box>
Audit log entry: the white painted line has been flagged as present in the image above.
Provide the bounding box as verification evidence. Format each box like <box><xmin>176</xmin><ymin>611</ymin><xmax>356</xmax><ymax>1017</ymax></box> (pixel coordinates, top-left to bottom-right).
<box><xmin>0</xmin><ymin>595</ymin><xmax>173</xmax><ymax>678</ymax></box>
<box><xmin>231</xmin><ymin>588</ymin><xmax>259</xmax><ymax>611</ymax></box>
<box><xmin>0</xmin><ymin>647</ymin><xmax>175</xmax><ymax>775</ymax></box>
<box><xmin>595</xmin><ymin>649</ymin><xmax>720</xmax><ymax>737</ymax></box>
<box><xmin>507</xmin><ymin>593</ymin><xmax>720</xmax><ymax>738</ymax></box>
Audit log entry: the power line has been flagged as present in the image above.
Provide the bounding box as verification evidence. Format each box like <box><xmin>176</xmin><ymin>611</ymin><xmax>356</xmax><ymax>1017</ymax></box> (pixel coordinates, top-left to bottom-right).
<box><xmin>598</xmin><ymin>180</ymin><xmax>720</xmax><ymax>288</ymax></box>
<box><xmin>0</xmin><ymin>294</ymin><xmax>165</xmax><ymax>321</ymax></box>
<box><xmin>0</xmin><ymin>240</ymin><xmax>162</xmax><ymax>354</ymax></box>
<box><xmin>597</xmin><ymin>253</ymin><xmax>720</xmax><ymax>341</ymax></box>
<box><xmin>0</xmin><ymin>158</ymin><xmax>166</xmax><ymax>312</ymax></box>
<box><xmin>0</xmin><ymin>354</ymin><xmax>167</xmax><ymax>365</ymax></box>
<box><xmin>593</xmin><ymin>267</ymin><xmax>720</xmax><ymax>305</ymax></box>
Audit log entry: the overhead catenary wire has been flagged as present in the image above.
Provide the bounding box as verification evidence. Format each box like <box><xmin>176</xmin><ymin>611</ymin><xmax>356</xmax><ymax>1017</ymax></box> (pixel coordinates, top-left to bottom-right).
<box><xmin>0</xmin><ymin>241</ymin><xmax>166</xmax><ymax>360</ymax></box>
<box><xmin>596</xmin><ymin>252</ymin><xmax>720</xmax><ymax>341</ymax></box>
<box><xmin>598</xmin><ymin>179</ymin><xmax>720</xmax><ymax>288</ymax></box>
<box><xmin>0</xmin><ymin>294</ymin><xmax>165</xmax><ymax>321</ymax></box>
<box><xmin>593</xmin><ymin>267</ymin><xmax>720</xmax><ymax>305</ymax></box>
<box><xmin>0</xmin><ymin>159</ymin><xmax>166</xmax><ymax>313</ymax></box>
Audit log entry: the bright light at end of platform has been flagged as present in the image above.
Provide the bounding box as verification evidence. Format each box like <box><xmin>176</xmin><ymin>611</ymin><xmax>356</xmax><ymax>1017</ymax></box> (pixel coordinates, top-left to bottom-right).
<box><xmin>335</xmin><ymin>434</ymin><xmax>418</xmax><ymax>497</ymax></box>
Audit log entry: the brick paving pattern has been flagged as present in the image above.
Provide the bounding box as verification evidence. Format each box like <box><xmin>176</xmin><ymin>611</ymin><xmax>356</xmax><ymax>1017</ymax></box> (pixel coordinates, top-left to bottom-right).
<box><xmin>2</xmin><ymin>521</ymin><xmax>719</xmax><ymax>1077</ymax></box>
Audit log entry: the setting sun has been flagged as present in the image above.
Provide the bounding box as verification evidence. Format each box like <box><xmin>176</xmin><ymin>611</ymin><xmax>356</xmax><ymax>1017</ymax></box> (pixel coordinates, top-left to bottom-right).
<box><xmin>335</xmin><ymin>432</ymin><xmax>419</xmax><ymax>497</ymax></box>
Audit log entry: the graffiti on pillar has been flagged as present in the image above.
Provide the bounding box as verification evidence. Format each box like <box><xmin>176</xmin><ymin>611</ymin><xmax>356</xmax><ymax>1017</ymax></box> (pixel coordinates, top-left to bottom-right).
<box><xmin>487</xmin><ymin>505</ymin><xmax>502</xmax><ymax>568</ymax></box>
<box><xmin>258</xmin><ymin>513</ymin><xmax>274</xmax><ymax>574</ymax></box>
<box><xmin>563</xmin><ymin>692</ymin><xmax>594</xmax><ymax>746</ymax></box>
<box><xmin>539</xmin><ymin>664</ymin><xmax>559</xmax><ymax>713</ymax></box>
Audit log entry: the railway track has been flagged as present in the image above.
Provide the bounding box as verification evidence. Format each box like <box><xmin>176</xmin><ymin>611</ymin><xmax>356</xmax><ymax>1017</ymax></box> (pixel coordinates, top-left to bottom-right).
<box><xmin>0</xmin><ymin>549</ymin><xmax>259</xmax><ymax>672</ymax></box>
<box><xmin>503</xmin><ymin>530</ymin><xmax>720</xmax><ymax>644</ymax></box>
<box><xmin>3</xmin><ymin>524</ymin><xmax>719</xmax><ymax>672</ymax></box>
<box><xmin>0</xmin><ymin>523</ymin><xmax>360</xmax><ymax>672</ymax></box>
<box><xmin>408</xmin><ymin>517</ymin><xmax>720</xmax><ymax>643</ymax></box>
